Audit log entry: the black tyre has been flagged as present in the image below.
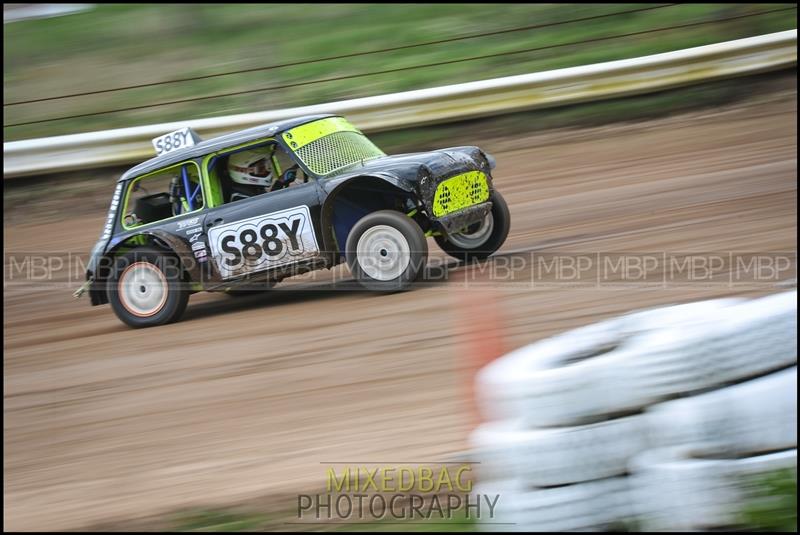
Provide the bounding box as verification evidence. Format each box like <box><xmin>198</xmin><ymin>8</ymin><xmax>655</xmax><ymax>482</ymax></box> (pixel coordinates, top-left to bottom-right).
<box><xmin>435</xmin><ymin>189</ymin><xmax>511</xmax><ymax>262</ymax></box>
<box><xmin>108</xmin><ymin>248</ymin><xmax>190</xmax><ymax>328</ymax></box>
<box><xmin>345</xmin><ymin>210</ymin><xmax>428</xmax><ymax>291</ymax></box>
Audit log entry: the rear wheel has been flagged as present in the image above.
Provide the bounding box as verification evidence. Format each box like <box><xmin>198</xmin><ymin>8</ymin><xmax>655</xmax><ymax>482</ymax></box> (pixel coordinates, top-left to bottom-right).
<box><xmin>435</xmin><ymin>190</ymin><xmax>511</xmax><ymax>262</ymax></box>
<box><xmin>346</xmin><ymin>210</ymin><xmax>428</xmax><ymax>291</ymax></box>
<box><xmin>108</xmin><ymin>248</ymin><xmax>189</xmax><ymax>328</ymax></box>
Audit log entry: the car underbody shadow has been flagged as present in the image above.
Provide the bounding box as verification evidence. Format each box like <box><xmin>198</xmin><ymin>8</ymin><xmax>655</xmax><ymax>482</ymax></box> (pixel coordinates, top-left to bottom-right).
<box><xmin>180</xmin><ymin>252</ymin><xmax>529</xmax><ymax>323</ymax></box>
<box><xmin>179</xmin><ymin>279</ymin><xmax>369</xmax><ymax>322</ymax></box>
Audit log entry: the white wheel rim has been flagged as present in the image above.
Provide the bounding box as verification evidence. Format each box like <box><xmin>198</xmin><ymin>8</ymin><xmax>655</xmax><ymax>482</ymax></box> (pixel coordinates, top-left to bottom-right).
<box><xmin>448</xmin><ymin>213</ymin><xmax>494</xmax><ymax>249</ymax></box>
<box><xmin>356</xmin><ymin>225</ymin><xmax>411</xmax><ymax>281</ymax></box>
<box><xmin>118</xmin><ymin>262</ymin><xmax>168</xmax><ymax>317</ymax></box>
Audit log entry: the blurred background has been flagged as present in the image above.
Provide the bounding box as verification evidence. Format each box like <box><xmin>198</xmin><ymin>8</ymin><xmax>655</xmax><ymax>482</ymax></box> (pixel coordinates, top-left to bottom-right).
<box><xmin>3</xmin><ymin>3</ymin><xmax>797</xmax><ymax>532</ymax></box>
<box><xmin>3</xmin><ymin>3</ymin><xmax>796</xmax><ymax>139</ymax></box>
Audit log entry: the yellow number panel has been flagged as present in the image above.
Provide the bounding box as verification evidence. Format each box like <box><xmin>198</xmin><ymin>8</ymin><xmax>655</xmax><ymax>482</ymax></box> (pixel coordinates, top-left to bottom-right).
<box><xmin>432</xmin><ymin>171</ymin><xmax>490</xmax><ymax>217</ymax></box>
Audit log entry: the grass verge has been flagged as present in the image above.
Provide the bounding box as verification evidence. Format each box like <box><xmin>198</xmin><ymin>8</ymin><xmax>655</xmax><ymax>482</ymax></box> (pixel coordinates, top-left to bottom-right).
<box><xmin>4</xmin><ymin>3</ymin><xmax>796</xmax><ymax>139</ymax></box>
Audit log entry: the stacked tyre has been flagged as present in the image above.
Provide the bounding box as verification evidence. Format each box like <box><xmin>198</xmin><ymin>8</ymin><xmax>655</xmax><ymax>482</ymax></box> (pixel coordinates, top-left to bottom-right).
<box><xmin>631</xmin><ymin>367</ymin><xmax>797</xmax><ymax>530</ymax></box>
<box><xmin>470</xmin><ymin>291</ymin><xmax>797</xmax><ymax>531</ymax></box>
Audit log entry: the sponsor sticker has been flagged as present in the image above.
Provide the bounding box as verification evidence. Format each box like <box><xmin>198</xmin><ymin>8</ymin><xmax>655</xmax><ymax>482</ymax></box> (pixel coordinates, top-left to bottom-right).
<box><xmin>177</xmin><ymin>217</ymin><xmax>200</xmax><ymax>230</ymax></box>
<box><xmin>207</xmin><ymin>205</ymin><xmax>318</xmax><ymax>279</ymax></box>
<box><xmin>101</xmin><ymin>183</ymin><xmax>124</xmax><ymax>240</ymax></box>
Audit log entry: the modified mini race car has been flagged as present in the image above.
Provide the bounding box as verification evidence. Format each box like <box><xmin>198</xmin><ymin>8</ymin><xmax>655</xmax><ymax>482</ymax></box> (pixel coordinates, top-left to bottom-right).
<box><xmin>75</xmin><ymin>115</ymin><xmax>510</xmax><ymax>327</ymax></box>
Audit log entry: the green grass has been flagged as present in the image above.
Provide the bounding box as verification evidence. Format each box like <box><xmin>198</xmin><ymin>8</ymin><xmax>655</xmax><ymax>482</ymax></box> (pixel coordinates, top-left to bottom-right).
<box><xmin>3</xmin><ymin>3</ymin><xmax>796</xmax><ymax>140</ymax></box>
<box><xmin>330</xmin><ymin>512</ymin><xmax>478</xmax><ymax>532</ymax></box>
<box><xmin>166</xmin><ymin>465</ymin><xmax>799</xmax><ymax>532</ymax></box>
<box><xmin>173</xmin><ymin>509</ymin><xmax>271</xmax><ymax>532</ymax></box>
<box><xmin>739</xmin><ymin>467</ymin><xmax>798</xmax><ymax>532</ymax></box>
<box><xmin>170</xmin><ymin>505</ymin><xmax>479</xmax><ymax>532</ymax></box>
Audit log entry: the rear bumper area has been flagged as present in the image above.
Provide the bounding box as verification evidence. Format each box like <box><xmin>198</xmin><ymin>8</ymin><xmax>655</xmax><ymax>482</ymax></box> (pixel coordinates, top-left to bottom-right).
<box><xmin>434</xmin><ymin>201</ymin><xmax>492</xmax><ymax>235</ymax></box>
<box><xmin>89</xmin><ymin>282</ymin><xmax>109</xmax><ymax>306</ymax></box>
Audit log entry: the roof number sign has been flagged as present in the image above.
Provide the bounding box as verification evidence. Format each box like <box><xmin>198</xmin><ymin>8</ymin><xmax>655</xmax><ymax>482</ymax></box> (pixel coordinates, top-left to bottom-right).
<box><xmin>152</xmin><ymin>127</ymin><xmax>202</xmax><ymax>156</ymax></box>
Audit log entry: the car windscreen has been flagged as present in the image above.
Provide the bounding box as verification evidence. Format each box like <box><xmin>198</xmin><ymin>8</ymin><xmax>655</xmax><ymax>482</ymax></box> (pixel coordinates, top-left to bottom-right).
<box><xmin>283</xmin><ymin>118</ymin><xmax>385</xmax><ymax>176</ymax></box>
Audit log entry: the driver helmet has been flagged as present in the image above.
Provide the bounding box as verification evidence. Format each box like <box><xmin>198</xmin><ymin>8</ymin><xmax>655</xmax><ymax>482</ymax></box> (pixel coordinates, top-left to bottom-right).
<box><xmin>228</xmin><ymin>148</ymin><xmax>275</xmax><ymax>188</ymax></box>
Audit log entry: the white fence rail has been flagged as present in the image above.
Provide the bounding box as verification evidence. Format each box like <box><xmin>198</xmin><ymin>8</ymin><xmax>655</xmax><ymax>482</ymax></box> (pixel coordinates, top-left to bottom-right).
<box><xmin>3</xmin><ymin>30</ymin><xmax>796</xmax><ymax>179</ymax></box>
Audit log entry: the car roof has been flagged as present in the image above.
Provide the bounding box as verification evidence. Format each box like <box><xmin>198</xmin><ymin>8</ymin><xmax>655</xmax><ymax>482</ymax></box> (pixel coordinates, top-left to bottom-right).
<box><xmin>118</xmin><ymin>113</ymin><xmax>336</xmax><ymax>182</ymax></box>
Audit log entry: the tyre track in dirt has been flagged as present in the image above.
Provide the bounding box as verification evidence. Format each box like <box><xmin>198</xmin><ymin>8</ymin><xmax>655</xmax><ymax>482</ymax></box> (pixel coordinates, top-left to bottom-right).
<box><xmin>4</xmin><ymin>95</ymin><xmax>797</xmax><ymax>530</ymax></box>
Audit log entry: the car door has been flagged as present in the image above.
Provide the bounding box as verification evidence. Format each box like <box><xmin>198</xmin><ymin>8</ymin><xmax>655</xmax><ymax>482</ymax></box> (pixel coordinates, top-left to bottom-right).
<box><xmin>201</xmin><ymin>173</ymin><xmax>325</xmax><ymax>282</ymax></box>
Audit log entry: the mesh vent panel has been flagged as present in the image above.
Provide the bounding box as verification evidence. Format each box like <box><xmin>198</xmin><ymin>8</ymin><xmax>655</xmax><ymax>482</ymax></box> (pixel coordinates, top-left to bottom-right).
<box><xmin>432</xmin><ymin>171</ymin><xmax>490</xmax><ymax>217</ymax></box>
<box><xmin>294</xmin><ymin>132</ymin><xmax>385</xmax><ymax>176</ymax></box>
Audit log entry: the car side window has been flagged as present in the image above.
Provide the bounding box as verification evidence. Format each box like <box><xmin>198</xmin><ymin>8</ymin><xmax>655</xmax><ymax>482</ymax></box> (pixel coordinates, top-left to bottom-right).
<box><xmin>121</xmin><ymin>162</ymin><xmax>204</xmax><ymax>229</ymax></box>
<box><xmin>209</xmin><ymin>142</ymin><xmax>307</xmax><ymax>205</ymax></box>
<box><xmin>273</xmin><ymin>148</ymin><xmax>308</xmax><ymax>184</ymax></box>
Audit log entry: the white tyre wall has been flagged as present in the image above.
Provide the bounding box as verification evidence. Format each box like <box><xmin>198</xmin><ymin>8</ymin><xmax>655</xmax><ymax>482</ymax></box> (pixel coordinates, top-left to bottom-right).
<box><xmin>645</xmin><ymin>367</ymin><xmax>797</xmax><ymax>454</ymax></box>
<box><xmin>476</xmin><ymin>299</ymin><xmax>742</xmax><ymax>427</ymax></box>
<box><xmin>711</xmin><ymin>290</ymin><xmax>797</xmax><ymax>380</ymax></box>
<box><xmin>629</xmin><ymin>446</ymin><xmax>797</xmax><ymax>531</ymax></box>
<box><xmin>476</xmin><ymin>477</ymin><xmax>631</xmax><ymax>532</ymax></box>
<box><xmin>469</xmin><ymin>421</ymin><xmax>523</xmax><ymax>482</ymax></box>
<box><xmin>595</xmin><ymin>290</ymin><xmax>797</xmax><ymax>414</ymax></box>
<box><xmin>470</xmin><ymin>416</ymin><xmax>648</xmax><ymax>486</ymax></box>
<box><xmin>476</xmin><ymin>333</ymin><xmax>619</xmax><ymax>428</ymax></box>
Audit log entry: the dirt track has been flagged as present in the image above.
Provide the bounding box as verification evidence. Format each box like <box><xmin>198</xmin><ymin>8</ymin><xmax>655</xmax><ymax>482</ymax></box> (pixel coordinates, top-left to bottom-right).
<box><xmin>3</xmin><ymin>94</ymin><xmax>797</xmax><ymax>531</ymax></box>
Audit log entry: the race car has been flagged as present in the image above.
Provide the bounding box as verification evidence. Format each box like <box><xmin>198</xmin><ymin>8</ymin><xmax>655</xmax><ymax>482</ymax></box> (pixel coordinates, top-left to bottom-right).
<box><xmin>75</xmin><ymin>114</ymin><xmax>510</xmax><ymax>327</ymax></box>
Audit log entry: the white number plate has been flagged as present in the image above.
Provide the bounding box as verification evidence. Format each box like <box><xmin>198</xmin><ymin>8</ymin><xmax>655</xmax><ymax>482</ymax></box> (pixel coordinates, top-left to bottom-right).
<box><xmin>207</xmin><ymin>205</ymin><xmax>320</xmax><ymax>279</ymax></box>
<box><xmin>152</xmin><ymin>127</ymin><xmax>200</xmax><ymax>156</ymax></box>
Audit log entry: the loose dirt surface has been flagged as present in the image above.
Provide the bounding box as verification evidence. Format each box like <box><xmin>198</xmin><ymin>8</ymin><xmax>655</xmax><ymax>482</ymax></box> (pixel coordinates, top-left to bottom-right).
<box><xmin>4</xmin><ymin>95</ymin><xmax>797</xmax><ymax>531</ymax></box>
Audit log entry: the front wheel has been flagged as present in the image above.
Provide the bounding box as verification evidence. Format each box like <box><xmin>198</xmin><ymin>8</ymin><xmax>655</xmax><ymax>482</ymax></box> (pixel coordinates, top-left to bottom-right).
<box><xmin>108</xmin><ymin>248</ymin><xmax>189</xmax><ymax>328</ymax></box>
<box><xmin>346</xmin><ymin>210</ymin><xmax>428</xmax><ymax>291</ymax></box>
<box><xmin>435</xmin><ymin>190</ymin><xmax>511</xmax><ymax>262</ymax></box>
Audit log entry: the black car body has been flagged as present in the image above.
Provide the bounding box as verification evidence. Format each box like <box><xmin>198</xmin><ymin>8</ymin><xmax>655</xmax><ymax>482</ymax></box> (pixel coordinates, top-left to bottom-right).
<box><xmin>79</xmin><ymin>114</ymin><xmax>510</xmax><ymax>326</ymax></box>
